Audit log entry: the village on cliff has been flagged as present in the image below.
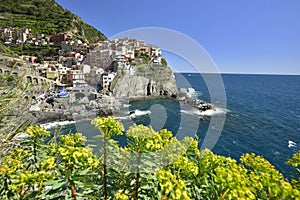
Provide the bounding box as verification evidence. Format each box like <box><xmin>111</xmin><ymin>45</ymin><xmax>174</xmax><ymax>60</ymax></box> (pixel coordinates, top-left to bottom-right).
<box><xmin>1</xmin><ymin>28</ymin><xmax>164</xmax><ymax>90</ymax></box>
<box><xmin>0</xmin><ymin>28</ymin><xmax>212</xmax><ymax>123</ymax></box>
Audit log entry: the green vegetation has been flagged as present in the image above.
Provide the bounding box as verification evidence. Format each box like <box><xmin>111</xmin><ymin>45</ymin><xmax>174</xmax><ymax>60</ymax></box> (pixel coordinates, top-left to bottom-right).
<box><xmin>4</xmin><ymin>43</ymin><xmax>60</xmax><ymax>61</ymax></box>
<box><xmin>0</xmin><ymin>0</ymin><xmax>107</xmax><ymax>61</ymax></box>
<box><xmin>161</xmin><ymin>57</ymin><xmax>168</xmax><ymax>67</ymax></box>
<box><xmin>0</xmin><ymin>65</ymin><xmax>30</xmax><ymax>158</ymax></box>
<box><xmin>0</xmin><ymin>0</ymin><xmax>106</xmax><ymax>43</ymax></box>
<box><xmin>0</xmin><ymin>40</ymin><xmax>15</xmax><ymax>54</ymax></box>
<box><xmin>0</xmin><ymin>115</ymin><xmax>299</xmax><ymax>199</ymax></box>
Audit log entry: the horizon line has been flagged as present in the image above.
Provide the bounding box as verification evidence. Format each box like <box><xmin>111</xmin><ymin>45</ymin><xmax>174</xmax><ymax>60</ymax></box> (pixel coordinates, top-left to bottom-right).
<box><xmin>172</xmin><ymin>71</ymin><xmax>300</xmax><ymax>76</ymax></box>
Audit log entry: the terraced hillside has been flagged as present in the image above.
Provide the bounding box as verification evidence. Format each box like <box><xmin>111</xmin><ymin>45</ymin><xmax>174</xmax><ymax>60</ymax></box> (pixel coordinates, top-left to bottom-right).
<box><xmin>0</xmin><ymin>0</ymin><xmax>106</xmax><ymax>43</ymax></box>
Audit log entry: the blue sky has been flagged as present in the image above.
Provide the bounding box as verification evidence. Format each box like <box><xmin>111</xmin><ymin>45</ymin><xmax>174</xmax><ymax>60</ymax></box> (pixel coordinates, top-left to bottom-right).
<box><xmin>56</xmin><ymin>0</ymin><xmax>300</xmax><ymax>74</ymax></box>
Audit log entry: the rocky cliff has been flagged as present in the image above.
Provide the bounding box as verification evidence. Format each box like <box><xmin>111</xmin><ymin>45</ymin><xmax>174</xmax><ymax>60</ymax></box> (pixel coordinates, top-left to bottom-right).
<box><xmin>111</xmin><ymin>64</ymin><xmax>178</xmax><ymax>100</ymax></box>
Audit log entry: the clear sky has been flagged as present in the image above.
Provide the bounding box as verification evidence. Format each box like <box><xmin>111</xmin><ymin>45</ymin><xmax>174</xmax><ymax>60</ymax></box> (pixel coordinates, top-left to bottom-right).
<box><xmin>56</xmin><ymin>0</ymin><xmax>300</xmax><ymax>74</ymax></box>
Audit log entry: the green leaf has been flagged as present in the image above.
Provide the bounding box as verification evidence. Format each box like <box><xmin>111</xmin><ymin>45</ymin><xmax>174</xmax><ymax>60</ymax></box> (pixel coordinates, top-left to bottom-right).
<box><xmin>44</xmin><ymin>179</ymin><xmax>60</xmax><ymax>185</ymax></box>
<box><xmin>130</xmin><ymin>179</ymin><xmax>136</xmax><ymax>186</ymax></box>
<box><xmin>44</xmin><ymin>180</ymin><xmax>67</xmax><ymax>190</ymax></box>
<box><xmin>78</xmin><ymin>167</ymin><xmax>90</xmax><ymax>176</ymax></box>
<box><xmin>74</xmin><ymin>180</ymin><xmax>83</xmax><ymax>186</ymax></box>
<box><xmin>140</xmin><ymin>174</ymin><xmax>155</xmax><ymax>180</ymax></box>
<box><xmin>140</xmin><ymin>184</ymin><xmax>152</xmax><ymax>190</ymax></box>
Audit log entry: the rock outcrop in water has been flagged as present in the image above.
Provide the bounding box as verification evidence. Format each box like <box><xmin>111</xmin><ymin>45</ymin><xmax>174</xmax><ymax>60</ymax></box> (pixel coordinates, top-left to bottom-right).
<box><xmin>177</xmin><ymin>88</ymin><xmax>214</xmax><ymax>112</ymax></box>
<box><xmin>111</xmin><ymin>63</ymin><xmax>178</xmax><ymax>100</ymax></box>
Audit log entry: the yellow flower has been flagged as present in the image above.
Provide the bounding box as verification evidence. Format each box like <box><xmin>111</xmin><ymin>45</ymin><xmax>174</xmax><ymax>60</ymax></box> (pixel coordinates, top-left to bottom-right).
<box><xmin>156</xmin><ymin>169</ymin><xmax>190</xmax><ymax>200</ymax></box>
<box><xmin>26</xmin><ymin>125</ymin><xmax>50</xmax><ymax>138</ymax></box>
<box><xmin>92</xmin><ymin>116</ymin><xmax>124</xmax><ymax>137</ymax></box>
<box><xmin>41</xmin><ymin>156</ymin><xmax>56</xmax><ymax>170</ymax></box>
<box><xmin>115</xmin><ymin>191</ymin><xmax>129</xmax><ymax>200</ymax></box>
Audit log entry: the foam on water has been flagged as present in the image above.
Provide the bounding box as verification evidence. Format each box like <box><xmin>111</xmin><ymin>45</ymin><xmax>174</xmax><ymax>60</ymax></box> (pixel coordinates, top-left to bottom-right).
<box><xmin>288</xmin><ymin>140</ymin><xmax>297</xmax><ymax>148</ymax></box>
<box><xmin>199</xmin><ymin>107</ymin><xmax>229</xmax><ymax>116</ymax></box>
<box><xmin>180</xmin><ymin>107</ymin><xmax>229</xmax><ymax>117</ymax></box>
<box><xmin>180</xmin><ymin>108</ymin><xmax>202</xmax><ymax>116</ymax></box>
<box><xmin>41</xmin><ymin>121</ymin><xmax>76</xmax><ymax>130</ymax></box>
<box><xmin>114</xmin><ymin>116</ymin><xmax>131</xmax><ymax>120</ymax></box>
<box><xmin>130</xmin><ymin>110</ymin><xmax>151</xmax><ymax>118</ymax></box>
<box><xmin>123</xmin><ymin>104</ymin><xmax>130</xmax><ymax>108</ymax></box>
<box><xmin>114</xmin><ymin>109</ymin><xmax>152</xmax><ymax>120</ymax></box>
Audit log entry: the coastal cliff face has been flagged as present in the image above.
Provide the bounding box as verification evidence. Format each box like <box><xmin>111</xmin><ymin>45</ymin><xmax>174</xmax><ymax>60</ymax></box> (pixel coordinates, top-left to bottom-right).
<box><xmin>111</xmin><ymin>64</ymin><xmax>178</xmax><ymax>99</ymax></box>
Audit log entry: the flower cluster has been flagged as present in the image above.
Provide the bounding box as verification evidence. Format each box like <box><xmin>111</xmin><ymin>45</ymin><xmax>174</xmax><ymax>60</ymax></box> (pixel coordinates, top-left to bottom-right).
<box><xmin>156</xmin><ymin>169</ymin><xmax>190</xmax><ymax>200</ymax></box>
<box><xmin>115</xmin><ymin>191</ymin><xmax>129</xmax><ymax>200</ymax></box>
<box><xmin>0</xmin><ymin>148</ymin><xmax>33</xmax><ymax>174</ymax></box>
<box><xmin>60</xmin><ymin>132</ymin><xmax>87</xmax><ymax>147</ymax></box>
<box><xmin>10</xmin><ymin>170</ymin><xmax>54</xmax><ymax>192</ymax></box>
<box><xmin>240</xmin><ymin>153</ymin><xmax>300</xmax><ymax>198</ymax></box>
<box><xmin>26</xmin><ymin>125</ymin><xmax>50</xmax><ymax>138</ymax></box>
<box><xmin>41</xmin><ymin>156</ymin><xmax>56</xmax><ymax>170</ymax></box>
<box><xmin>287</xmin><ymin>151</ymin><xmax>300</xmax><ymax>167</ymax></box>
<box><xmin>59</xmin><ymin>133</ymin><xmax>99</xmax><ymax>168</ymax></box>
<box><xmin>91</xmin><ymin>116</ymin><xmax>124</xmax><ymax>137</ymax></box>
<box><xmin>126</xmin><ymin>125</ymin><xmax>173</xmax><ymax>153</ymax></box>
<box><xmin>172</xmin><ymin>155</ymin><xmax>198</xmax><ymax>176</ymax></box>
<box><xmin>214</xmin><ymin>164</ymin><xmax>255</xmax><ymax>199</ymax></box>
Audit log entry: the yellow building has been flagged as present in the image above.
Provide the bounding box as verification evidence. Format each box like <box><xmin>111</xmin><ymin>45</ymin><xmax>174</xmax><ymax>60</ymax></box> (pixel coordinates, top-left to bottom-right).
<box><xmin>46</xmin><ymin>65</ymin><xmax>59</xmax><ymax>80</ymax></box>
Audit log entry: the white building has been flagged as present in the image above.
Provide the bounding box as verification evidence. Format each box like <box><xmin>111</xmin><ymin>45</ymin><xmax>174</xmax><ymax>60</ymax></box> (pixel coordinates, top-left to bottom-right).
<box><xmin>67</xmin><ymin>69</ymin><xmax>87</xmax><ymax>87</ymax></box>
<box><xmin>152</xmin><ymin>57</ymin><xmax>162</xmax><ymax>64</ymax></box>
<box><xmin>126</xmin><ymin>47</ymin><xmax>135</xmax><ymax>60</ymax></box>
<box><xmin>82</xmin><ymin>64</ymin><xmax>91</xmax><ymax>74</ymax></box>
<box><xmin>58</xmin><ymin>65</ymin><xmax>69</xmax><ymax>83</ymax></box>
<box><xmin>3</xmin><ymin>28</ymin><xmax>14</xmax><ymax>44</ymax></box>
<box><xmin>102</xmin><ymin>72</ymin><xmax>115</xmax><ymax>88</ymax></box>
<box><xmin>58</xmin><ymin>65</ymin><xmax>68</xmax><ymax>74</ymax></box>
<box><xmin>151</xmin><ymin>46</ymin><xmax>162</xmax><ymax>57</ymax></box>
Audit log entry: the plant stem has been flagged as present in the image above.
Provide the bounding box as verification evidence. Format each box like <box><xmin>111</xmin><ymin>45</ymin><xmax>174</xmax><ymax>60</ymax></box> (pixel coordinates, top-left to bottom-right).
<box><xmin>69</xmin><ymin>179</ymin><xmax>77</xmax><ymax>200</ymax></box>
<box><xmin>135</xmin><ymin>152</ymin><xmax>141</xmax><ymax>200</ymax></box>
<box><xmin>103</xmin><ymin>136</ymin><xmax>107</xmax><ymax>200</ymax></box>
<box><xmin>33</xmin><ymin>138</ymin><xmax>38</xmax><ymax>168</ymax></box>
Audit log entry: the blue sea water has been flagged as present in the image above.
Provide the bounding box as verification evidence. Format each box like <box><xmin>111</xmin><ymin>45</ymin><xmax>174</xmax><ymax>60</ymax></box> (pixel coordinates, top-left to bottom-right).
<box><xmin>50</xmin><ymin>73</ymin><xmax>300</xmax><ymax>177</ymax></box>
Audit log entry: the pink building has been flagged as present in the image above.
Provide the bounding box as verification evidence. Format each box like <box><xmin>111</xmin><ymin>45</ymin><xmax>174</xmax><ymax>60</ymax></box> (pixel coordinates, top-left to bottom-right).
<box><xmin>50</xmin><ymin>33</ymin><xmax>73</xmax><ymax>43</ymax></box>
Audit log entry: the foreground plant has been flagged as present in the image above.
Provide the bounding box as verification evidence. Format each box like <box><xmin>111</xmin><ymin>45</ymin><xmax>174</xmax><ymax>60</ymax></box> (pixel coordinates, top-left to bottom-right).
<box><xmin>287</xmin><ymin>151</ymin><xmax>300</xmax><ymax>190</ymax></box>
<box><xmin>0</xmin><ymin>117</ymin><xmax>299</xmax><ymax>200</ymax></box>
<box><xmin>124</xmin><ymin>125</ymin><xmax>174</xmax><ymax>199</ymax></box>
<box><xmin>91</xmin><ymin>116</ymin><xmax>124</xmax><ymax>199</ymax></box>
<box><xmin>0</xmin><ymin>125</ymin><xmax>53</xmax><ymax>199</ymax></box>
<box><xmin>45</xmin><ymin>133</ymin><xmax>99</xmax><ymax>199</ymax></box>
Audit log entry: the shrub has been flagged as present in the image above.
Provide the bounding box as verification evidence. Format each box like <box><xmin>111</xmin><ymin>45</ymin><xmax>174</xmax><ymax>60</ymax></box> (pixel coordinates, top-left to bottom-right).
<box><xmin>0</xmin><ymin>117</ymin><xmax>299</xmax><ymax>199</ymax></box>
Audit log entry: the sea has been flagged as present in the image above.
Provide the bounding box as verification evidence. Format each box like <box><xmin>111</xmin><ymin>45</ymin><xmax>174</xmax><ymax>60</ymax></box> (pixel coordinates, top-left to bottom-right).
<box><xmin>46</xmin><ymin>73</ymin><xmax>300</xmax><ymax>178</ymax></box>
